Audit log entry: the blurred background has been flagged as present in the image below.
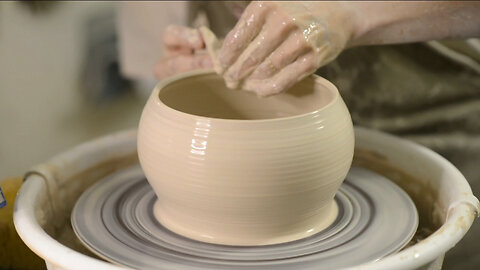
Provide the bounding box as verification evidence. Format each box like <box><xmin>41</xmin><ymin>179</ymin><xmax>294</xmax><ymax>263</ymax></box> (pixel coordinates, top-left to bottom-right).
<box><xmin>0</xmin><ymin>1</ymin><xmax>144</xmax><ymax>179</ymax></box>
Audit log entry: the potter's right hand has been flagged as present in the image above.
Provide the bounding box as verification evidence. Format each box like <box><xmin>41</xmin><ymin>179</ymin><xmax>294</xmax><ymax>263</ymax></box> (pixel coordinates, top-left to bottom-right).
<box><xmin>154</xmin><ymin>25</ymin><xmax>213</xmax><ymax>79</ymax></box>
<box><xmin>217</xmin><ymin>1</ymin><xmax>480</xmax><ymax>96</ymax></box>
<box><xmin>216</xmin><ymin>1</ymin><xmax>359</xmax><ymax>96</ymax></box>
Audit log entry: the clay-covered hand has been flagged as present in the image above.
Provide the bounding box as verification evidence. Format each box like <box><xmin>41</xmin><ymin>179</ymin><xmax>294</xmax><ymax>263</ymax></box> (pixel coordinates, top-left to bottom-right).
<box><xmin>154</xmin><ymin>25</ymin><xmax>213</xmax><ymax>79</ymax></box>
<box><xmin>217</xmin><ymin>1</ymin><xmax>358</xmax><ymax>96</ymax></box>
<box><xmin>217</xmin><ymin>1</ymin><xmax>480</xmax><ymax>96</ymax></box>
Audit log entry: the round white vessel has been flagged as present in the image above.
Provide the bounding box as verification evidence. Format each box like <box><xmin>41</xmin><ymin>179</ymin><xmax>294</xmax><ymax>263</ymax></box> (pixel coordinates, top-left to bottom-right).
<box><xmin>138</xmin><ymin>70</ymin><xmax>354</xmax><ymax>245</ymax></box>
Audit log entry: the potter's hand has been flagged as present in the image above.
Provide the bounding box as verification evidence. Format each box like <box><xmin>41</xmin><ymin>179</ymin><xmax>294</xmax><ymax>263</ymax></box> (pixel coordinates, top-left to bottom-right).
<box><xmin>217</xmin><ymin>1</ymin><xmax>357</xmax><ymax>96</ymax></box>
<box><xmin>154</xmin><ymin>25</ymin><xmax>213</xmax><ymax>79</ymax></box>
<box><xmin>218</xmin><ymin>1</ymin><xmax>480</xmax><ymax>96</ymax></box>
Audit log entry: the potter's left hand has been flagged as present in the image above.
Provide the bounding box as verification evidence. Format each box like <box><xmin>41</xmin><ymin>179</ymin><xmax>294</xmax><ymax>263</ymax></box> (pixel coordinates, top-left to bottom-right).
<box><xmin>217</xmin><ymin>1</ymin><xmax>358</xmax><ymax>96</ymax></box>
<box><xmin>154</xmin><ymin>25</ymin><xmax>213</xmax><ymax>79</ymax></box>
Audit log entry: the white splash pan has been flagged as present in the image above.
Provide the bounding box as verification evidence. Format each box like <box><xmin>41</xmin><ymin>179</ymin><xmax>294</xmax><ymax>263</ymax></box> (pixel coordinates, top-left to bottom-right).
<box><xmin>14</xmin><ymin>127</ymin><xmax>479</xmax><ymax>270</ymax></box>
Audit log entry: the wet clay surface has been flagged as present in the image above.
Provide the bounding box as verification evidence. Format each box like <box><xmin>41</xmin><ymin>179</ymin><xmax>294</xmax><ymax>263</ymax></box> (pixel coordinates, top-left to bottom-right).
<box><xmin>139</xmin><ymin>71</ymin><xmax>354</xmax><ymax>245</ymax></box>
<box><xmin>40</xmin><ymin>152</ymin><xmax>139</xmax><ymax>259</ymax></box>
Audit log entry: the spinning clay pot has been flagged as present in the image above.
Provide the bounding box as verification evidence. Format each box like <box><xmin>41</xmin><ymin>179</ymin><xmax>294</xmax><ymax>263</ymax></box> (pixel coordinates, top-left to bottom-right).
<box><xmin>137</xmin><ymin>70</ymin><xmax>354</xmax><ymax>245</ymax></box>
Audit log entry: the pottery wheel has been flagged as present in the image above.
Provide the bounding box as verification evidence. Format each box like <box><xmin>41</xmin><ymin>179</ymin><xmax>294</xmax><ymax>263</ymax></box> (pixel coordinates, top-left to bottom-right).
<box><xmin>72</xmin><ymin>165</ymin><xmax>418</xmax><ymax>270</ymax></box>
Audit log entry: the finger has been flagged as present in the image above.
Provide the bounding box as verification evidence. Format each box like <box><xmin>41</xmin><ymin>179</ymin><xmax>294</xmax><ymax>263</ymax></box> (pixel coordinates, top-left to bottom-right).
<box><xmin>223</xmin><ymin>12</ymin><xmax>294</xmax><ymax>82</ymax></box>
<box><xmin>249</xmin><ymin>30</ymin><xmax>310</xmax><ymax>80</ymax></box>
<box><xmin>154</xmin><ymin>53</ymin><xmax>213</xmax><ymax>80</ymax></box>
<box><xmin>242</xmin><ymin>51</ymin><xmax>317</xmax><ymax>96</ymax></box>
<box><xmin>218</xmin><ymin>1</ymin><xmax>270</xmax><ymax>70</ymax></box>
<box><xmin>164</xmin><ymin>46</ymin><xmax>193</xmax><ymax>58</ymax></box>
<box><xmin>162</xmin><ymin>25</ymin><xmax>204</xmax><ymax>50</ymax></box>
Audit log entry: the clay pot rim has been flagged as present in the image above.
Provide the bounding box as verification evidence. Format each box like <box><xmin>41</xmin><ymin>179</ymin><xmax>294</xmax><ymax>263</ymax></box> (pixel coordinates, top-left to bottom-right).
<box><xmin>152</xmin><ymin>69</ymin><xmax>340</xmax><ymax>124</ymax></box>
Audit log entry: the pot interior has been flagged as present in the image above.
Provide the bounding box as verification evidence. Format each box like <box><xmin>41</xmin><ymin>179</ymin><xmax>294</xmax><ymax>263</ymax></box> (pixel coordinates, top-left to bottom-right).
<box><xmin>158</xmin><ymin>74</ymin><xmax>336</xmax><ymax>120</ymax></box>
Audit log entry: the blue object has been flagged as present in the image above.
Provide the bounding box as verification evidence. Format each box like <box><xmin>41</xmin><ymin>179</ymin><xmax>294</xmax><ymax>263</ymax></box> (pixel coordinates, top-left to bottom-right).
<box><xmin>0</xmin><ymin>186</ymin><xmax>6</xmax><ymax>208</ymax></box>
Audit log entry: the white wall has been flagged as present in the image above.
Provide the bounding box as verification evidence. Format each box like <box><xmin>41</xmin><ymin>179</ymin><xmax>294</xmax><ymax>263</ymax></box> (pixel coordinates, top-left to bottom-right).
<box><xmin>0</xmin><ymin>1</ymin><xmax>144</xmax><ymax>178</ymax></box>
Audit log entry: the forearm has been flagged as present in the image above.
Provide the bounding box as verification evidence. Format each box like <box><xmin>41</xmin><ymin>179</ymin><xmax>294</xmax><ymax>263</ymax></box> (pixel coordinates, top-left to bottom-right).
<box><xmin>349</xmin><ymin>1</ymin><xmax>480</xmax><ymax>47</ymax></box>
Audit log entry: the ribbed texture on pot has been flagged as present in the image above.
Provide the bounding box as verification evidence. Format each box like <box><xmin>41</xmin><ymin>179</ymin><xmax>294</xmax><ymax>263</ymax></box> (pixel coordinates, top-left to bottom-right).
<box><xmin>138</xmin><ymin>72</ymin><xmax>354</xmax><ymax>246</ymax></box>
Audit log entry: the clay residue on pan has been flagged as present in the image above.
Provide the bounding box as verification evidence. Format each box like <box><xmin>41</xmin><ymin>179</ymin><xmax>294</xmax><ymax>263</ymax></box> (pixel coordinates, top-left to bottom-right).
<box><xmin>57</xmin><ymin>152</ymin><xmax>139</xmax><ymax>214</ymax></box>
<box><xmin>353</xmin><ymin>147</ymin><xmax>443</xmax><ymax>245</ymax></box>
<box><xmin>39</xmin><ymin>147</ymin><xmax>441</xmax><ymax>258</ymax></box>
<box><xmin>34</xmin><ymin>151</ymin><xmax>139</xmax><ymax>259</ymax></box>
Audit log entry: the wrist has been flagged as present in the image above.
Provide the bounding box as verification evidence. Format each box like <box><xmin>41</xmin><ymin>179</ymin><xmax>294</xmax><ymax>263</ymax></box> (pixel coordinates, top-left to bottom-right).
<box><xmin>344</xmin><ymin>2</ymin><xmax>380</xmax><ymax>48</ymax></box>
